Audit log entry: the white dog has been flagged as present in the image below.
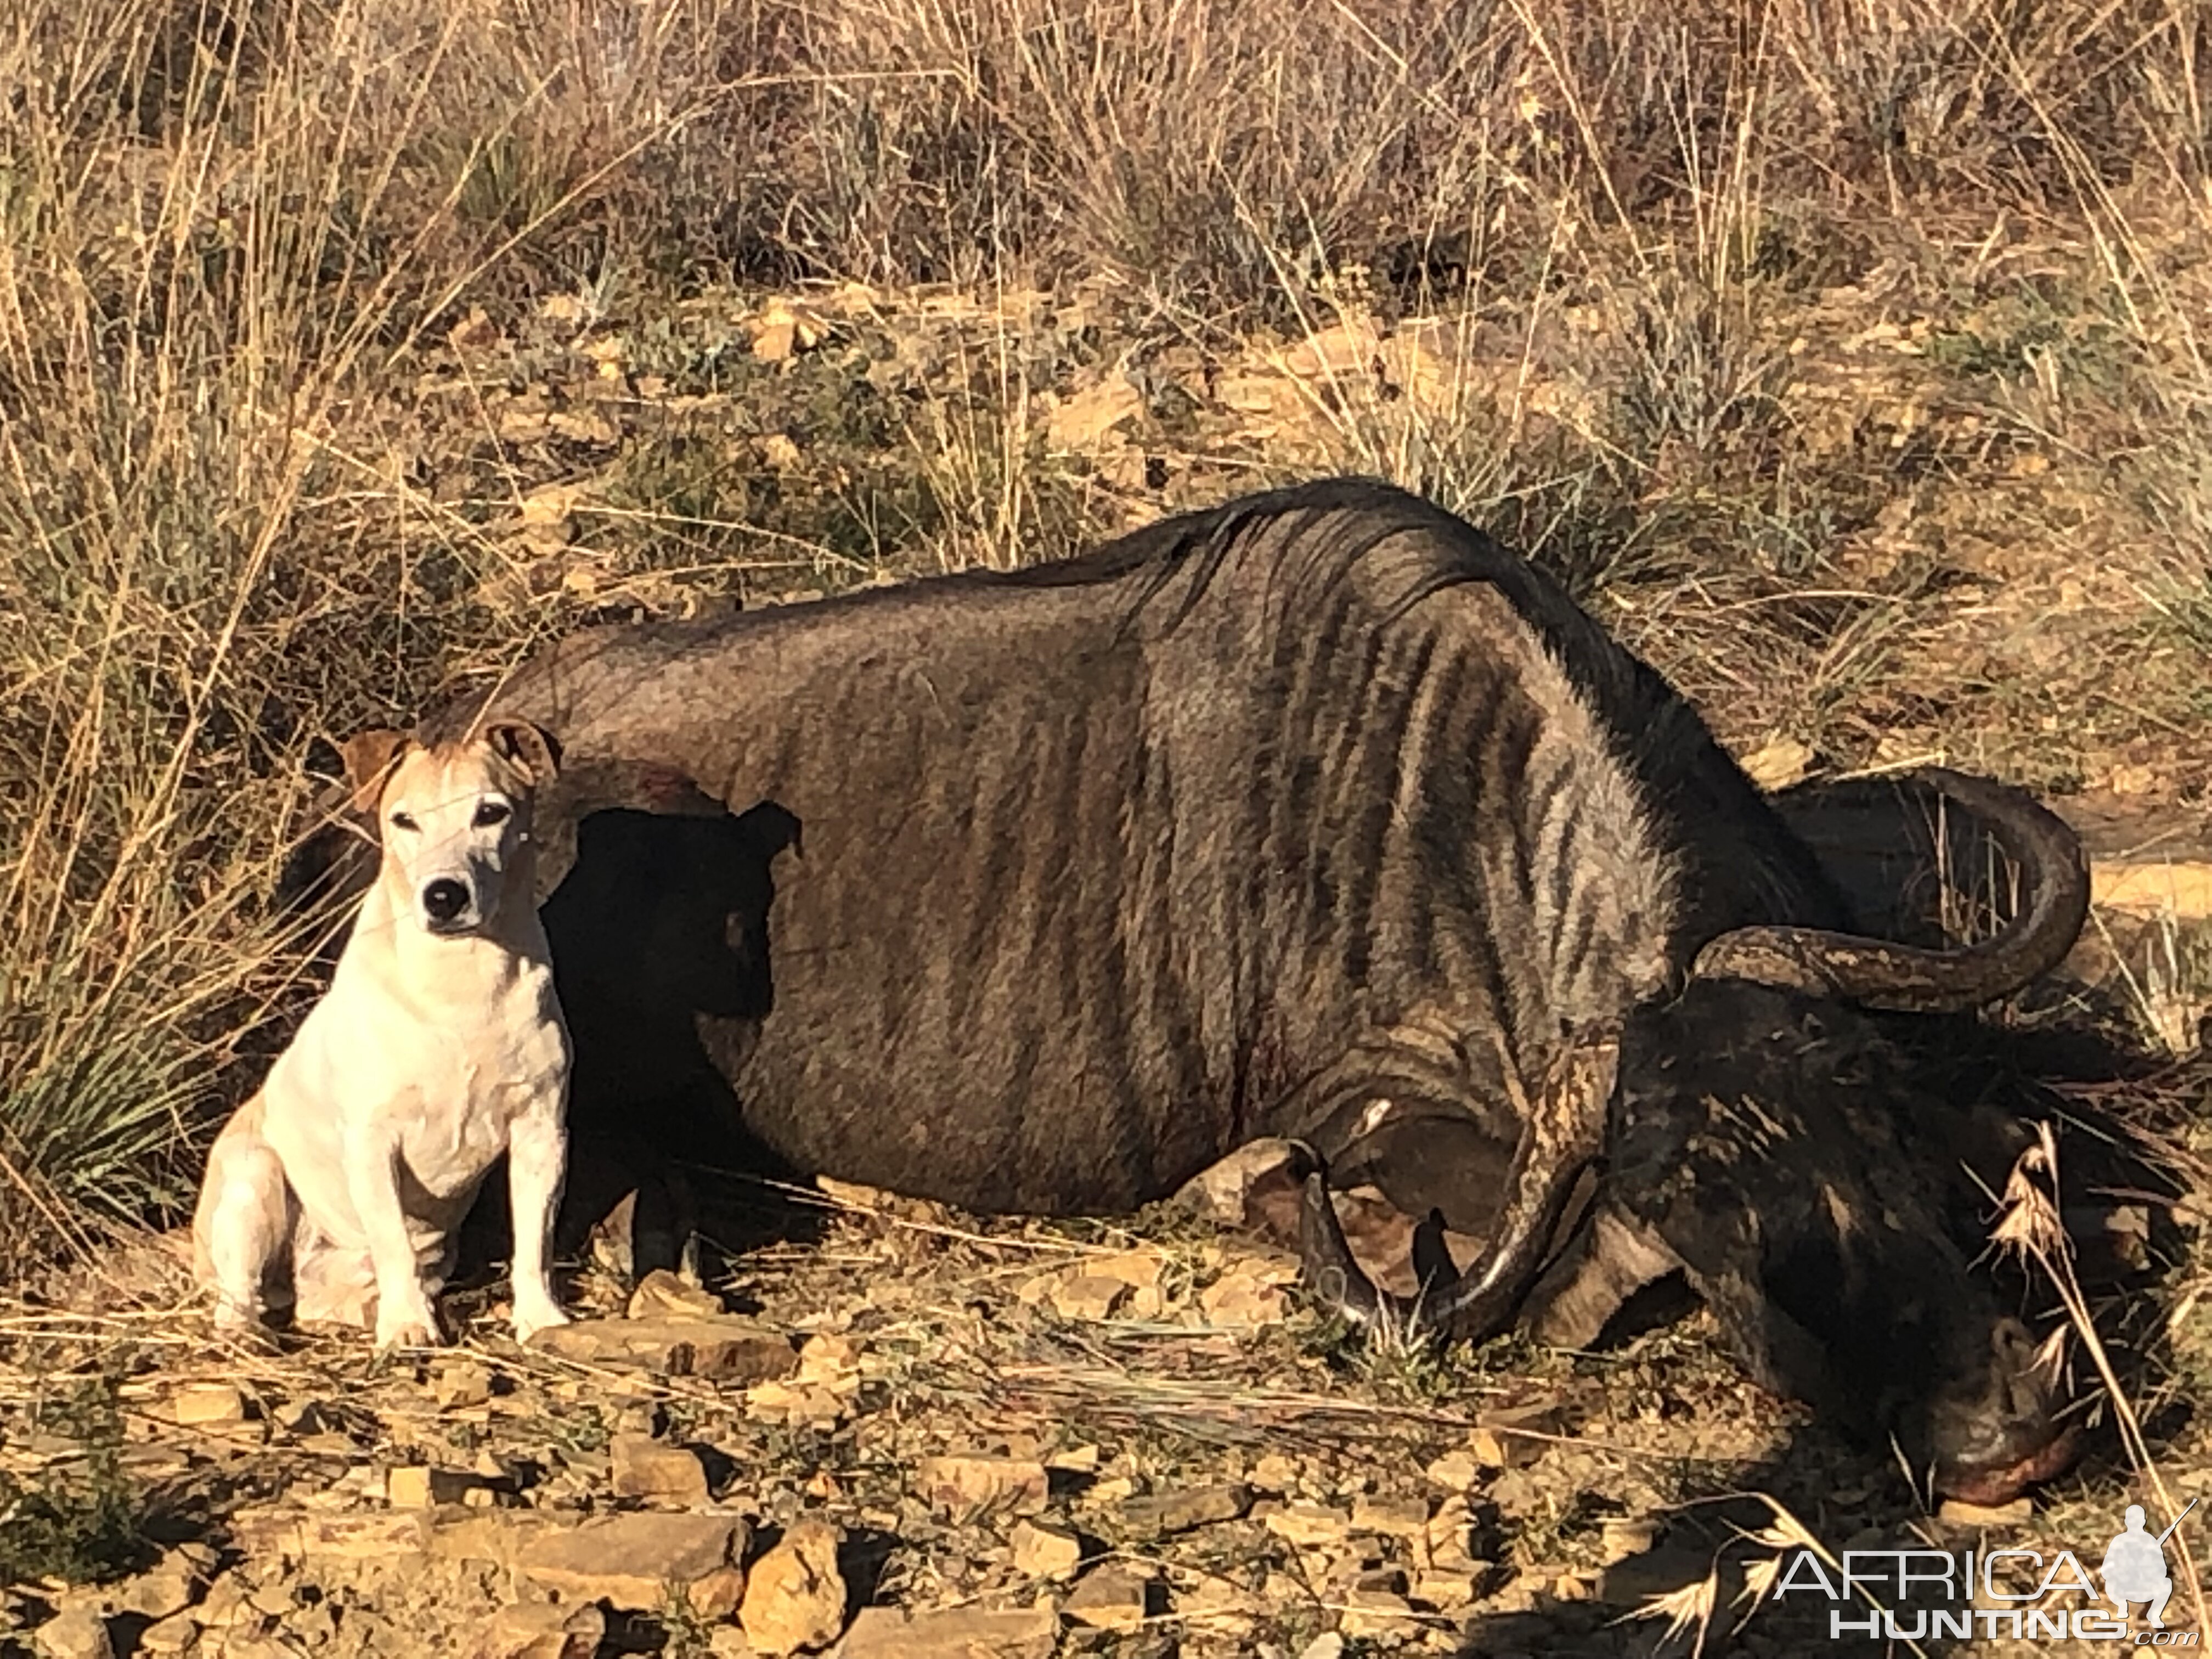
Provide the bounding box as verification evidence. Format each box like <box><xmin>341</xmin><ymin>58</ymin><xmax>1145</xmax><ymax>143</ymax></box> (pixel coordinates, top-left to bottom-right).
<box><xmin>192</xmin><ymin>721</ymin><xmax>572</xmax><ymax>1349</ymax></box>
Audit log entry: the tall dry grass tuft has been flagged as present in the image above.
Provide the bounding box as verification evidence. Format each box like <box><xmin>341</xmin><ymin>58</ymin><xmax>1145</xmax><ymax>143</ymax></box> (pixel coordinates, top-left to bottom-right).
<box><xmin>0</xmin><ymin>0</ymin><xmax>759</xmax><ymax>1267</ymax></box>
<box><xmin>1</xmin><ymin>0</ymin><xmax>2208</xmax><ymax>1271</ymax></box>
<box><xmin>1991</xmin><ymin>1122</ymin><xmax>2210</xmax><ymax>1634</ymax></box>
<box><xmin>776</xmin><ymin>0</ymin><xmax>2211</xmax><ymax>309</ymax></box>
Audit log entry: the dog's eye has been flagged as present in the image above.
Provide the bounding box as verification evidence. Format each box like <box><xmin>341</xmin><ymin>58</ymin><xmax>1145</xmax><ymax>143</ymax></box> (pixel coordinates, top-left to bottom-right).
<box><xmin>473</xmin><ymin>801</ymin><xmax>512</xmax><ymax>828</ymax></box>
<box><xmin>389</xmin><ymin>811</ymin><xmax>418</xmax><ymax>833</ymax></box>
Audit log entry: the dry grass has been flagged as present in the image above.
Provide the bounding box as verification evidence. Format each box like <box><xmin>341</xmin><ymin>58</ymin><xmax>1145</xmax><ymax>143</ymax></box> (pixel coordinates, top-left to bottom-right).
<box><xmin>6</xmin><ymin>0</ymin><xmax>2207</xmax><ymax>1230</ymax></box>
<box><xmin>1</xmin><ymin>3</ymin><xmax>2210</xmax><ymax>1645</ymax></box>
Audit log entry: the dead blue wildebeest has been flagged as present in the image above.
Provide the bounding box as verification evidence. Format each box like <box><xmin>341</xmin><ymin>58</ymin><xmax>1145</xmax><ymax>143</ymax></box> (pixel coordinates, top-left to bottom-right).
<box><xmin>424</xmin><ymin>478</ymin><xmax>2090</xmax><ymax>1503</ymax></box>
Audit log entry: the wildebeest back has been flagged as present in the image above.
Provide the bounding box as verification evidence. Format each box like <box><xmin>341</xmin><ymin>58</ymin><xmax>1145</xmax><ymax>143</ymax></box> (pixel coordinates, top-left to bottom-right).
<box><xmin>447</xmin><ymin>480</ymin><xmax>1844</xmax><ymax>1217</ymax></box>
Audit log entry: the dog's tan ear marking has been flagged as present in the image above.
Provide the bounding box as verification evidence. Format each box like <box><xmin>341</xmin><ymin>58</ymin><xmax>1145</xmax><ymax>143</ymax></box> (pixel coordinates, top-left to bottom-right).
<box><xmin>339</xmin><ymin>729</ymin><xmax>410</xmax><ymax>816</ymax></box>
<box><xmin>482</xmin><ymin>720</ymin><xmax>562</xmax><ymax>787</ymax></box>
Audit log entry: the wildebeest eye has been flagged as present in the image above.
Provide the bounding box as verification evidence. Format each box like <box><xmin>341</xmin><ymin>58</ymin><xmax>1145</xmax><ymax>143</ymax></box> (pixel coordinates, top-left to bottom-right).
<box><xmin>473</xmin><ymin>800</ymin><xmax>512</xmax><ymax>828</ymax></box>
<box><xmin>389</xmin><ymin>811</ymin><xmax>419</xmax><ymax>833</ymax></box>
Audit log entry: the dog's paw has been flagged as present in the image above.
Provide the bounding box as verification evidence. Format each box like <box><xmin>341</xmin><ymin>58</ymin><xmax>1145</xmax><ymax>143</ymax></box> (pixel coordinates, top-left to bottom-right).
<box><xmin>374</xmin><ymin>1306</ymin><xmax>445</xmax><ymax>1351</ymax></box>
<box><xmin>511</xmin><ymin>1300</ymin><xmax>570</xmax><ymax>1345</ymax></box>
<box><xmin>211</xmin><ymin>1302</ymin><xmax>281</xmax><ymax>1353</ymax></box>
<box><xmin>211</xmin><ymin>1299</ymin><xmax>264</xmax><ymax>1331</ymax></box>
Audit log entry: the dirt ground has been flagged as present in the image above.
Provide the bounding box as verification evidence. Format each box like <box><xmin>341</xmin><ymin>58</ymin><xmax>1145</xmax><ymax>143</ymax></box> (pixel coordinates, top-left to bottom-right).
<box><xmin>8</xmin><ymin>228</ymin><xmax>2212</xmax><ymax>1658</ymax></box>
<box><xmin>0</xmin><ymin>1056</ymin><xmax>2205</xmax><ymax>1659</ymax></box>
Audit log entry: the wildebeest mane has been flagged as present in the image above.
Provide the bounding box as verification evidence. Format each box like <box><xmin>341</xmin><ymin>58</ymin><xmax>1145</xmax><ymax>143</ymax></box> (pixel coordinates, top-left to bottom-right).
<box><xmin>1019</xmin><ymin>477</ymin><xmax>1835</xmax><ymax>933</ymax></box>
<box><xmin>1003</xmin><ymin>477</ymin><xmax>1598</xmax><ymax>665</ymax></box>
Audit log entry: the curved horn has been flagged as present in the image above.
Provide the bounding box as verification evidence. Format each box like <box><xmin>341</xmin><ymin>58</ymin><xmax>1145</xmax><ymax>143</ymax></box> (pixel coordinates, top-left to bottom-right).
<box><xmin>1690</xmin><ymin>768</ymin><xmax>2087</xmax><ymax>1013</ymax></box>
<box><xmin>1297</xmin><ymin>1032</ymin><xmax>1618</xmax><ymax>1344</ymax></box>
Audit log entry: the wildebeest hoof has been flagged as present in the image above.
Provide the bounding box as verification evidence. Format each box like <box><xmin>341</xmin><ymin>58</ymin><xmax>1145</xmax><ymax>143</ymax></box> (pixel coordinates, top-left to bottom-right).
<box><xmin>1293</xmin><ymin>1144</ymin><xmax>1427</xmax><ymax>1337</ymax></box>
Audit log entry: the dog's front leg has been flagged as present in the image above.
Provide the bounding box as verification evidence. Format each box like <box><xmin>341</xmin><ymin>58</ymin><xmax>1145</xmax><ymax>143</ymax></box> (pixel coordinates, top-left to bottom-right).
<box><xmin>507</xmin><ymin>1090</ymin><xmax>571</xmax><ymax>1342</ymax></box>
<box><xmin>345</xmin><ymin>1121</ymin><xmax>443</xmax><ymax>1350</ymax></box>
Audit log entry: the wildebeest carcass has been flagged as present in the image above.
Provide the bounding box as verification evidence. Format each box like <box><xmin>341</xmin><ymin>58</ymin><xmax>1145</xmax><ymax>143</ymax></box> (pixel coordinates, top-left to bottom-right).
<box><xmin>425</xmin><ymin>477</ymin><xmax>2090</xmax><ymax>1503</ymax></box>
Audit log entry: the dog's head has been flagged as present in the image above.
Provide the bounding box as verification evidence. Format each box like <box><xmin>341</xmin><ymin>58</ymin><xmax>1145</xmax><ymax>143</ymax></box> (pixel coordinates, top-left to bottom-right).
<box><xmin>344</xmin><ymin>720</ymin><xmax>562</xmax><ymax>939</ymax></box>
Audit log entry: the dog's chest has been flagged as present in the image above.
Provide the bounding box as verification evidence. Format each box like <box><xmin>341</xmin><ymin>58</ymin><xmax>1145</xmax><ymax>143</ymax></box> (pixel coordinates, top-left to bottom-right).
<box><xmin>399</xmin><ymin>1026</ymin><xmax>567</xmax><ymax>1197</ymax></box>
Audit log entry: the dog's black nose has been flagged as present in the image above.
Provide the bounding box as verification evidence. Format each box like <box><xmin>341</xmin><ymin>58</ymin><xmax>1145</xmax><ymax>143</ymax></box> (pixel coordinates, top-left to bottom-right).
<box><xmin>421</xmin><ymin>879</ymin><xmax>471</xmax><ymax>923</ymax></box>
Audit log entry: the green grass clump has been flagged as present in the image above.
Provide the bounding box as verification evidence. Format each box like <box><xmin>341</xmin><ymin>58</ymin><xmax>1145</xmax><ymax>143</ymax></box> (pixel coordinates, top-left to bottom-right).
<box><xmin>0</xmin><ymin>1376</ymin><xmax>143</xmax><ymax>1586</ymax></box>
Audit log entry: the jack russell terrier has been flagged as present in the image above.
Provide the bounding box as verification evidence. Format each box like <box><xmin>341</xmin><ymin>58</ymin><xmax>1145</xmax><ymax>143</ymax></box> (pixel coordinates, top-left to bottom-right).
<box><xmin>192</xmin><ymin>721</ymin><xmax>572</xmax><ymax>1349</ymax></box>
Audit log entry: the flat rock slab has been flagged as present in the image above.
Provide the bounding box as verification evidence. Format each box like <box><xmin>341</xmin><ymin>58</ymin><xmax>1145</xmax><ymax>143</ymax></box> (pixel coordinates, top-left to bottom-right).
<box><xmin>1113</xmin><ymin>1482</ymin><xmax>1251</xmax><ymax>1542</ymax></box>
<box><xmin>469</xmin><ymin>1600</ymin><xmax>606</xmax><ymax>1659</ymax></box>
<box><xmin>1009</xmin><ymin>1520</ymin><xmax>1084</xmax><ymax>1579</ymax></box>
<box><xmin>836</xmin><ymin>1605</ymin><xmax>1059</xmax><ymax>1658</ymax></box>
<box><xmin>516</xmin><ymin>1511</ymin><xmax>749</xmax><ymax>1612</ymax></box>
<box><xmin>918</xmin><ymin>1455</ymin><xmax>1049</xmax><ymax>1519</ymax></box>
<box><xmin>2092</xmin><ymin>860</ymin><xmax>2212</xmax><ymax>917</ymax></box>
<box><xmin>1063</xmin><ymin>1562</ymin><xmax>1160</xmax><ymax>1631</ymax></box>
<box><xmin>627</xmin><ymin>1267</ymin><xmax>726</xmax><ymax>1321</ymax></box>
<box><xmin>532</xmin><ymin>1316</ymin><xmax>799</xmax><ymax>1382</ymax></box>
<box><xmin>609</xmin><ymin>1432</ymin><xmax>712</xmax><ymax>1507</ymax></box>
<box><xmin>30</xmin><ymin>1606</ymin><xmax>115</xmax><ymax>1659</ymax></box>
<box><xmin>232</xmin><ymin>1509</ymin><xmax>435</xmax><ymax>1562</ymax></box>
<box><xmin>738</xmin><ymin>1519</ymin><xmax>846</xmax><ymax>1655</ymax></box>
<box><xmin>236</xmin><ymin>1504</ymin><xmax>752</xmax><ymax>1617</ymax></box>
<box><xmin>2063</xmin><ymin>794</ymin><xmax>2212</xmax><ymax>918</ymax></box>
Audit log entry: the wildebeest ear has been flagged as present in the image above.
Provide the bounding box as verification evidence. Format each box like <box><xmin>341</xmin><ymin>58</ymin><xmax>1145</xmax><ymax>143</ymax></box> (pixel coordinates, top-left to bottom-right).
<box><xmin>339</xmin><ymin>729</ymin><xmax>410</xmax><ymax>815</ymax></box>
<box><xmin>483</xmin><ymin>719</ymin><xmax>563</xmax><ymax>787</ymax></box>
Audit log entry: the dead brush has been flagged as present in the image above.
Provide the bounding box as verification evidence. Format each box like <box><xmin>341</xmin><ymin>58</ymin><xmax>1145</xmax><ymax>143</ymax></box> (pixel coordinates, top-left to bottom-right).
<box><xmin>2091</xmin><ymin>902</ymin><xmax>2212</xmax><ymax>1060</ymax></box>
<box><xmin>1616</xmin><ymin>1494</ymin><xmax>1928</xmax><ymax>1658</ymax></box>
<box><xmin>1988</xmin><ymin>1120</ymin><xmax>2211</xmax><ymax>1632</ymax></box>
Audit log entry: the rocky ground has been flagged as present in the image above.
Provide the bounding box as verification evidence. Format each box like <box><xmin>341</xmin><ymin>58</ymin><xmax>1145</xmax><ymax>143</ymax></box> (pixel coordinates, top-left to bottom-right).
<box><xmin>8</xmin><ymin>223</ymin><xmax>2212</xmax><ymax>1659</ymax></box>
<box><xmin>13</xmin><ymin>0</ymin><xmax>2212</xmax><ymax>1649</ymax></box>
<box><xmin>2</xmin><ymin>1052</ymin><xmax>2209</xmax><ymax>1659</ymax></box>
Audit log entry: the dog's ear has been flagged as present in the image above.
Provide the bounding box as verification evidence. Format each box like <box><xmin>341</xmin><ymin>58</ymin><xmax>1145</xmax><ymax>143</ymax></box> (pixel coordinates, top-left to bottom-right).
<box><xmin>483</xmin><ymin>719</ymin><xmax>562</xmax><ymax>788</ymax></box>
<box><xmin>339</xmin><ymin>729</ymin><xmax>410</xmax><ymax>816</ymax></box>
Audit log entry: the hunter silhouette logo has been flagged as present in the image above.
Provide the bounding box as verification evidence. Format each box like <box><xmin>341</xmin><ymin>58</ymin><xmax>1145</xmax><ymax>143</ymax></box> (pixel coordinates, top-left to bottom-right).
<box><xmin>2104</xmin><ymin>1502</ymin><xmax>2196</xmax><ymax>1630</ymax></box>
<box><xmin>1773</xmin><ymin>1495</ymin><xmax>2202</xmax><ymax>1643</ymax></box>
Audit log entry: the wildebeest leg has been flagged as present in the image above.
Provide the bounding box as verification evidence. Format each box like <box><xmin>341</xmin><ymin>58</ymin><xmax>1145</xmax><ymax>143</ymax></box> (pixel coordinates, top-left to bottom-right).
<box><xmin>556</xmin><ymin>1134</ymin><xmax>700</xmax><ymax>1286</ymax></box>
<box><xmin>586</xmin><ymin>1172</ymin><xmax>699</xmax><ymax>1285</ymax></box>
<box><xmin>1325</xmin><ymin>1111</ymin><xmax>1514</xmax><ymax>1239</ymax></box>
<box><xmin>1293</xmin><ymin>1028</ymin><xmax>1620</xmax><ymax>1344</ymax></box>
<box><xmin>1293</xmin><ymin>1151</ymin><xmax>1465</xmax><ymax>1327</ymax></box>
<box><xmin>1214</xmin><ymin>1160</ymin><xmax>1482</xmax><ymax>1308</ymax></box>
<box><xmin>1262</xmin><ymin>1031</ymin><xmax>1512</xmax><ymax>1311</ymax></box>
<box><xmin>1520</xmin><ymin>1206</ymin><xmax>1686</xmax><ymax>1350</ymax></box>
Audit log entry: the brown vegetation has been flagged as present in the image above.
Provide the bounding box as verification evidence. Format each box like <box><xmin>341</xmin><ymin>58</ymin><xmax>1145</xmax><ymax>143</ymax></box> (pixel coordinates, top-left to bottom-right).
<box><xmin>2</xmin><ymin>0</ymin><xmax>2210</xmax><ymax>1650</ymax></box>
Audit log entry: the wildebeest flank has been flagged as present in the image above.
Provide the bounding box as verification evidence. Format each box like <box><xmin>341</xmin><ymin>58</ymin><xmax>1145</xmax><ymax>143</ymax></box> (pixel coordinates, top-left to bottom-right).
<box><xmin>430</xmin><ymin>478</ymin><xmax>2089</xmax><ymax>1502</ymax></box>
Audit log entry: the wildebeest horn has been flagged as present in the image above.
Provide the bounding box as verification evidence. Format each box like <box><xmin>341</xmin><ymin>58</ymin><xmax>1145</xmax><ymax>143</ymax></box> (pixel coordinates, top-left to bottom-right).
<box><xmin>1690</xmin><ymin>768</ymin><xmax>2088</xmax><ymax>1013</ymax></box>
<box><xmin>1296</xmin><ymin>1033</ymin><xmax>1619</xmax><ymax>1345</ymax></box>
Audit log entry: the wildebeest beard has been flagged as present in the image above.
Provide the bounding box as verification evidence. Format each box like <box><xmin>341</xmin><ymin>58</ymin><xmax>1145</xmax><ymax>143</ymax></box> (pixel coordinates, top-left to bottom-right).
<box><xmin>1602</xmin><ymin>978</ymin><xmax>2071</xmax><ymax>1504</ymax></box>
